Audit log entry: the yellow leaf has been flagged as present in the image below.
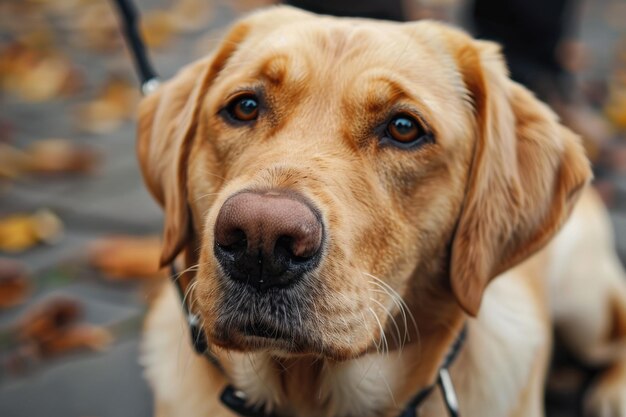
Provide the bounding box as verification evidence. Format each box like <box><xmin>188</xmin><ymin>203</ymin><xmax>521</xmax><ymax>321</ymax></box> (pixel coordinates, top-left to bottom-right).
<box><xmin>89</xmin><ymin>235</ymin><xmax>167</xmax><ymax>280</ymax></box>
<box><xmin>74</xmin><ymin>76</ymin><xmax>139</xmax><ymax>134</ymax></box>
<box><xmin>27</xmin><ymin>139</ymin><xmax>100</xmax><ymax>174</ymax></box>
<box><xmin>0</xmin><ymin>215</ymin><xmax>39</xmax><ymax>253</ymax></box>
<box><xmin>140</xmin><ymin>10</ymin><xmax>177</xmax><ymax>49</ymax></box>
<box><xmin>0</xmin><ymin>210</ymin><xmax>64</xmax><ymax>253</ymax></box>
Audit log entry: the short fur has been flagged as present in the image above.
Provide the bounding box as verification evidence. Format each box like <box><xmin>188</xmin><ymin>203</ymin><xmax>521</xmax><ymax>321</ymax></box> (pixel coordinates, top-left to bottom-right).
<box><xmin>137</xmin><ymin>7</ymin><xmax>626</xmax><ymax>417</ymax></box>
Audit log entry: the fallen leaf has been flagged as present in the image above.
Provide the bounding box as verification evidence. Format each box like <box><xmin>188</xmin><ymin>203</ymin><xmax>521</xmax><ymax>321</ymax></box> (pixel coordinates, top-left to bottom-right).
<box><xmin>27</xmin><ymin>138</ymin><xmax>100</xmax><ymax>175</ymax></box>
<box><xmin>31</xmin><ymin>209</ymin><xmax>64</xmax><ymax>245</ymax></box>
<box><xmin>170</xmin><ymin>0</ymin><xmax>215</xmax><ymax>33</ymax></box>
<box><xmin>0</xmin><ymin>258</ymin><xmax>32</xmax><ymax>309</ymax></box>
<box><xmin>0</xmin><ymin>143</ymin><xmax>30</xmax><ymax>179</ymax></box>
<box><xmin>75</xmin><ymin>76</ymin><xmax>140</xmax><ymax>134</ymax></box>
<box><xmin>604</xmin><ymin>39</ymin><xmax>626</xmax><ymax>131</ymax></box>
<box><xmin>17</xmin><ymin>296</ymin><xmax>82</xmax><ymax>343</ymax></box>
<box><xmin>39</xmin><ymin>324</ymin><xmax>113</xmax><ymax>355</ymax></box>
<box><xmin>89</xmin><ymin>235</ymin><xmax>167</xmax><ymax>280</ymax></box>
<box><xmin>0</xmin><ymin>210</ymin><xmax>64</xmax><ymax>253</ymax></box>
<box><xmin>0</xmin><ymin>41</ymin><xmax>82</xmax><ymax>102</ymax></box>
<box><xmin>69</xmin><ymin>2</ymin><xmax>123</xmax><ymax>52</ymax></box>
<box><xmin>0</xmin><ymin>215</ymin><xmax>40</xmax><ymax>253</ymax></box>
<box><xmin>605</xmin><ymin>87</ymin><xmax>626</xmax><ymax>131</ymax></box>
<box><xmin>140</xmin><ymin>10</ymin><xmax>177</xmax><ymax>49</ymax></box>
<box><xmin>14</xmin><ymin>296</ymin><xmax>113</xmax><ymax>359</ymax></box>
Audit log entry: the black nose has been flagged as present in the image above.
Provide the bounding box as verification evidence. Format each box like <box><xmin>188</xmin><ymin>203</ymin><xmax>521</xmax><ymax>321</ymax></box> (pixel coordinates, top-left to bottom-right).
<box><xmin>213</xmin><ymin>190</ymin><xmax>323</xmax><ymax>290</ymax></box>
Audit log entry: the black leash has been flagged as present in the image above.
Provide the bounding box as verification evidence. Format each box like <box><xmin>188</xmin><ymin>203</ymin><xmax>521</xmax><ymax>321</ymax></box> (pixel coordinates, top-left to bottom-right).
<box><xmin>111</xmin><ymin>0</ymin><xmax>160</xmax><ymax>95</ymax></box>
<box><xmin>112</xmin><ymin>1</ymin><xmax>465</xmax><ymax>415</ymax></box>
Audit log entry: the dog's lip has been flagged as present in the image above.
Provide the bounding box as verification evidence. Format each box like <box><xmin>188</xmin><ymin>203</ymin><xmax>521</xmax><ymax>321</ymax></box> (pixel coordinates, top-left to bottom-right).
<box><xmin>238</xmin><ymin>321</ymin><xmax>291</xmax><ymax>340</ymax></box>
<box><xmin>210</xmin><ymin>322</ymin><xmax>371</xmax><ymax>362</ymax></box>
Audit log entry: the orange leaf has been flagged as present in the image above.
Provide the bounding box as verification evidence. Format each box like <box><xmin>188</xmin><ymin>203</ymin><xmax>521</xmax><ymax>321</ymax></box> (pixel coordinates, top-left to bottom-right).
<box><xmin>0</xmin><ymin>258</ymin><xmax>32</xmax><ymax>309</ymax></box>
<box><xmin>89</xmin><ymin>235</ymin><xmax>167</xmax><ymax>280</ymax></box>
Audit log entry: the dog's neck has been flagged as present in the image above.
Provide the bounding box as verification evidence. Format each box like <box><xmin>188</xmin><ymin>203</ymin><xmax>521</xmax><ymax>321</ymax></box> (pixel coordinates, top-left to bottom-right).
<box><xmin>216</xmin><ymin>299</ymin><xmax>465</xmax><ymax>417</ymax></box>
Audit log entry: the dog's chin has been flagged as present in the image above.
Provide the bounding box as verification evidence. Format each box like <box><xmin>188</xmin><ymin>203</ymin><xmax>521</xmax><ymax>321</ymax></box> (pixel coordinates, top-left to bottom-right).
<box><xmin>207</xmin><ymin>324</ymin><xmax>371</xmax><ymax>361</ymax></box>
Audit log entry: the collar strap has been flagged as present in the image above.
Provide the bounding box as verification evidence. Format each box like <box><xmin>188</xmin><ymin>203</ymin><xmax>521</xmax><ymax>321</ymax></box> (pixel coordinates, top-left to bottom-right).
<box><xmin>399</xmin><ymin>326</ymin><xmax>466</xmax><ymax>417</ymax></box>
<box><xmin>170</xmin><ymin>265</ymin><xmax>223</xmax><ymax>372</ymax></box>
<box><xmin>220</xmin><ymin>385</ymin><xmax>282</xmax><ymax>417</ymax></box>
<box><xmin>169</xmin><ymin>264</ymin><xmax>465</xmax><ymax>417</ymax></box>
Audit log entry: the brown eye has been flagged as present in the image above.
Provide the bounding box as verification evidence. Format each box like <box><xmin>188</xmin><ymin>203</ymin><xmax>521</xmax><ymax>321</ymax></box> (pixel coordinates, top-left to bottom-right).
<box><xmin>387</xmin><ymin>115</ymin><xmax>422</xmax><ymax>143</ymax></box>
<box><xmin>227</xmin><ymin>95</ymin><xmax>259</xmax><ymax>122</ymax></box>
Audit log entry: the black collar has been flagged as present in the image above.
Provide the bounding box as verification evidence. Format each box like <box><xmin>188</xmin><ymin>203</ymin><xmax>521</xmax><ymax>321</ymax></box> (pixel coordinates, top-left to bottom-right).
<box><xmin>170</xmin><ymin>264</ymin><xmax>466</xmax><ymax>417</ymax></box>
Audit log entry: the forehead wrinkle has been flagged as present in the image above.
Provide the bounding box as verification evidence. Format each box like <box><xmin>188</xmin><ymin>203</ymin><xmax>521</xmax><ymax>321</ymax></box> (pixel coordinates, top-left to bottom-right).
<box><xmin>355</xmin><ymin>72</ymin><xmax>437</xmax><ymax>124</ymax></box>
<box><xmin>255</xmin><ymin>51</ymin><xmax>309</xmax><ymax>88</ymax></box>
<box><xmin>258</xmin><ymin>54</ymin><xmax>288</xmax><ymax>85</ymax></box>
<box><xmin>362</xmin><ymin>76</ymin><xmax>412</xmax><ymax>114</ymax></box>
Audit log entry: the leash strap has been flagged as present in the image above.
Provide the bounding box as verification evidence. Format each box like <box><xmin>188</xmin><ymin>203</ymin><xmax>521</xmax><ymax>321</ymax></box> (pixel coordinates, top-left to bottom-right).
<box><xmin>111</xmin><ymin>0</ymin><xmax>160</xmax><ymax>95</ymax></box>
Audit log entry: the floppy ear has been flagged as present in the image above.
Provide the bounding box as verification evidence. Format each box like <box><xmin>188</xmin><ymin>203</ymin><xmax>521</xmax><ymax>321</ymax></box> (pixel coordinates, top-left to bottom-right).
<box><xmin>136</xmin><ymin>23</ymin><xmax>252</xmax><ymax>266</ymax></box>
<box><xmin>450</xmin><ymin>40</ymin><xmax>592</xmax><ymax>316</ymax></box>
<box><xmin>136</xmin><ymin>6</ymin><xmax>313</xmax><ymax>266</ymax></box>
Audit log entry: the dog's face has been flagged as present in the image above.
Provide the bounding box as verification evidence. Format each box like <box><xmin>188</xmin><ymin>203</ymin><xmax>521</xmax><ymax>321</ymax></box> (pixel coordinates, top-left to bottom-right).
<box><xmin>138</xmin><ymin>7</ymin><xmax>590</xmax><ymax>360</ymax></box>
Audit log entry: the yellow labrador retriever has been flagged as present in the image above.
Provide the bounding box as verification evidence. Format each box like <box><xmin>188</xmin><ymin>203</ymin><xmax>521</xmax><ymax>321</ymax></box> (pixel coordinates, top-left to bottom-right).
<box><xmin>137</xmin><ymin>6</ymin><xmax>626</xmax><ymax>417</ymax></box>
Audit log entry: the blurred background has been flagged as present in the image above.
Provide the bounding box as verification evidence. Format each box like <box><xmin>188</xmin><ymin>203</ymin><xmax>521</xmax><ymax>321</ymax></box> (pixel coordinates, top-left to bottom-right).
<box><xmin>0</xmin><ymin>0</ymin><xmax>625</xmax><ymax>416</ymax></box>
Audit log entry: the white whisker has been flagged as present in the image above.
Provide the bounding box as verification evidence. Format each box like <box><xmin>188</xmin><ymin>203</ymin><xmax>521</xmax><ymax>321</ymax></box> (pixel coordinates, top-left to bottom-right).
<box><xmin>363</xmin><ymin>272</ymin><xmax>420</xmax><ymax>351</ymax></box>
<box><xmin>368</xmin><ymin>306</ymin><xmax>388</xmax><ymax>356</ymax></box>
<box><xmin>370</xmin><ymin>297</ymin><xmax>402</xmax><ymax>350</ymax></box>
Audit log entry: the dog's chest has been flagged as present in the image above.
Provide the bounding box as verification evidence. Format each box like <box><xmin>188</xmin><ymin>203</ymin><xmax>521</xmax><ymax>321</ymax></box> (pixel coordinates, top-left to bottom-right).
<box><xmin>230</xmin><ymin>352</ymin><xmax>403</xmax><ymax>417</ymax></box>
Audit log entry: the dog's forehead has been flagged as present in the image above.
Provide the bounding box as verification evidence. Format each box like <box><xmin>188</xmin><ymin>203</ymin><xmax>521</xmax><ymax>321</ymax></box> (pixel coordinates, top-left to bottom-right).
<box><xmin>222</xmin><ymin>18</ymin><xmax>457</xmax><ymax>81</ymax></box>
<box><xmin>208</xmin><ymin>17</ymin><xmax>473</xmax><ymax>143</ymax></box>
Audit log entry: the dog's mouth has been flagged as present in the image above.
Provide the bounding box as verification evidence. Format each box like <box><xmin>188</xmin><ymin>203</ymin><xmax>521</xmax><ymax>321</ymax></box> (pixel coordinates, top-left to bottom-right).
<box><xmin>210</xmin><ymin>318</ymin><xmax>309</xmax><ymax>356</ymax></box>
<box><xmin>238</xmin><ymin>321</ymin><xmax>291</xmax><ymax>340</ymax></box>
<box><xmin>204</xmin><ymin>269</ymin><xmax>374</xmax><ymax>360</ymax></box>
<box><xmin>208</xmin><ymin>285</ymin><xmax>306</xmax><ymax>351</ymax></box>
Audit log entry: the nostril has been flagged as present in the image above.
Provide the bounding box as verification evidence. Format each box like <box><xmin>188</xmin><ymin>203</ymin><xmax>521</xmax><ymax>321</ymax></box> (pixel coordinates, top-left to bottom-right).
<box><xmin>274</xmin><ymin>236</ymin><xmax>307</xmax><ymax>263</ymax></box>
<box><xmin>217</xmin><ymin>229</ymin><xmax>247</xmax><ymax>253</ymax></box>
<box><xmin>275</xmin><ymin>235</ymin><xmax>319</xmax><ymax>262</ymax></box>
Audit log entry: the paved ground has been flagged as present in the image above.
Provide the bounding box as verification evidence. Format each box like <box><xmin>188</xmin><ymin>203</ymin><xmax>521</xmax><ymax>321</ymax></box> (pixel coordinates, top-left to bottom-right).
<box><xmin>0</xmin><ymin>1</ymin><xmax>239</xmax><ymax>415</ymax></box>
<box><xmin>0</xmin><ymin>1</ymin><xmax>624</xmax><ymax>417</ymax></box>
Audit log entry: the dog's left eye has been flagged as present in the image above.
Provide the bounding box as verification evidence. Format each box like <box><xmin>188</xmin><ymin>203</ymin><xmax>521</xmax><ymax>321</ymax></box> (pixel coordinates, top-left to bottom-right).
<box><xmin>385</xmin><ymin>115</ymin><xmax>426</xmax><ymax>145</ymax></box>
<box><xmin>226</xmin><ymin>94</ymin><xmax>259</xmax><ymax>122</ymax></box>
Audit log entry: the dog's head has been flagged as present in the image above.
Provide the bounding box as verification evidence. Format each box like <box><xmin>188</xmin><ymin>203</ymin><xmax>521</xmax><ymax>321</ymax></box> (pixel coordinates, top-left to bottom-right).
<box><xmin>137</xmin><ymin>7</ymin><xmax>590</xmax><ymax>360</ymax></box>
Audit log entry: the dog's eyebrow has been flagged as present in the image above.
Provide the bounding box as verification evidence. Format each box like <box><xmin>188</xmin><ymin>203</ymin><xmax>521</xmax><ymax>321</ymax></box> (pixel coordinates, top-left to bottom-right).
<box><xmin>257</xmin><ymin>54</ymin><xmax>292</xmax><ymax>85</ymax></box>
<box><xmin>356</xmin><ymin>74</ymin><xmax>437</xmax><ymax>135</ymax></box>
<box><xmin>256</xmin><ymin>54</ymin><xmax>308</xmax><ymax>88</ymax></box>
<box><xmin>363</xmin><ymin>76</ymin><xmax>417</xmax><ymax>114</ymax></box>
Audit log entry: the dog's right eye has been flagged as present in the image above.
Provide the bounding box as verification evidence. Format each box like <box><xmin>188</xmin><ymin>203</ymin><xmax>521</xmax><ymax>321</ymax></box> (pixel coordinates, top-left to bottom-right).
<box><xmin>225</xmin><ymin>94</ymin><xmax>259</xmax><ymax>122</ymax></box>
<box><xmin>381</xmin><ymin>114</ymin><xmax>433</xmax><ymax>149</ymax></box>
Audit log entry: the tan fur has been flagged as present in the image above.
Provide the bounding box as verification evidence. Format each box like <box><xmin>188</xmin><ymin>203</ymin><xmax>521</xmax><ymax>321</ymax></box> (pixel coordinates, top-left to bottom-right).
<box><xmin>136</xmin><ymin>6</ymin><xmax>626</xmax><ymax>417</ymax></box>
